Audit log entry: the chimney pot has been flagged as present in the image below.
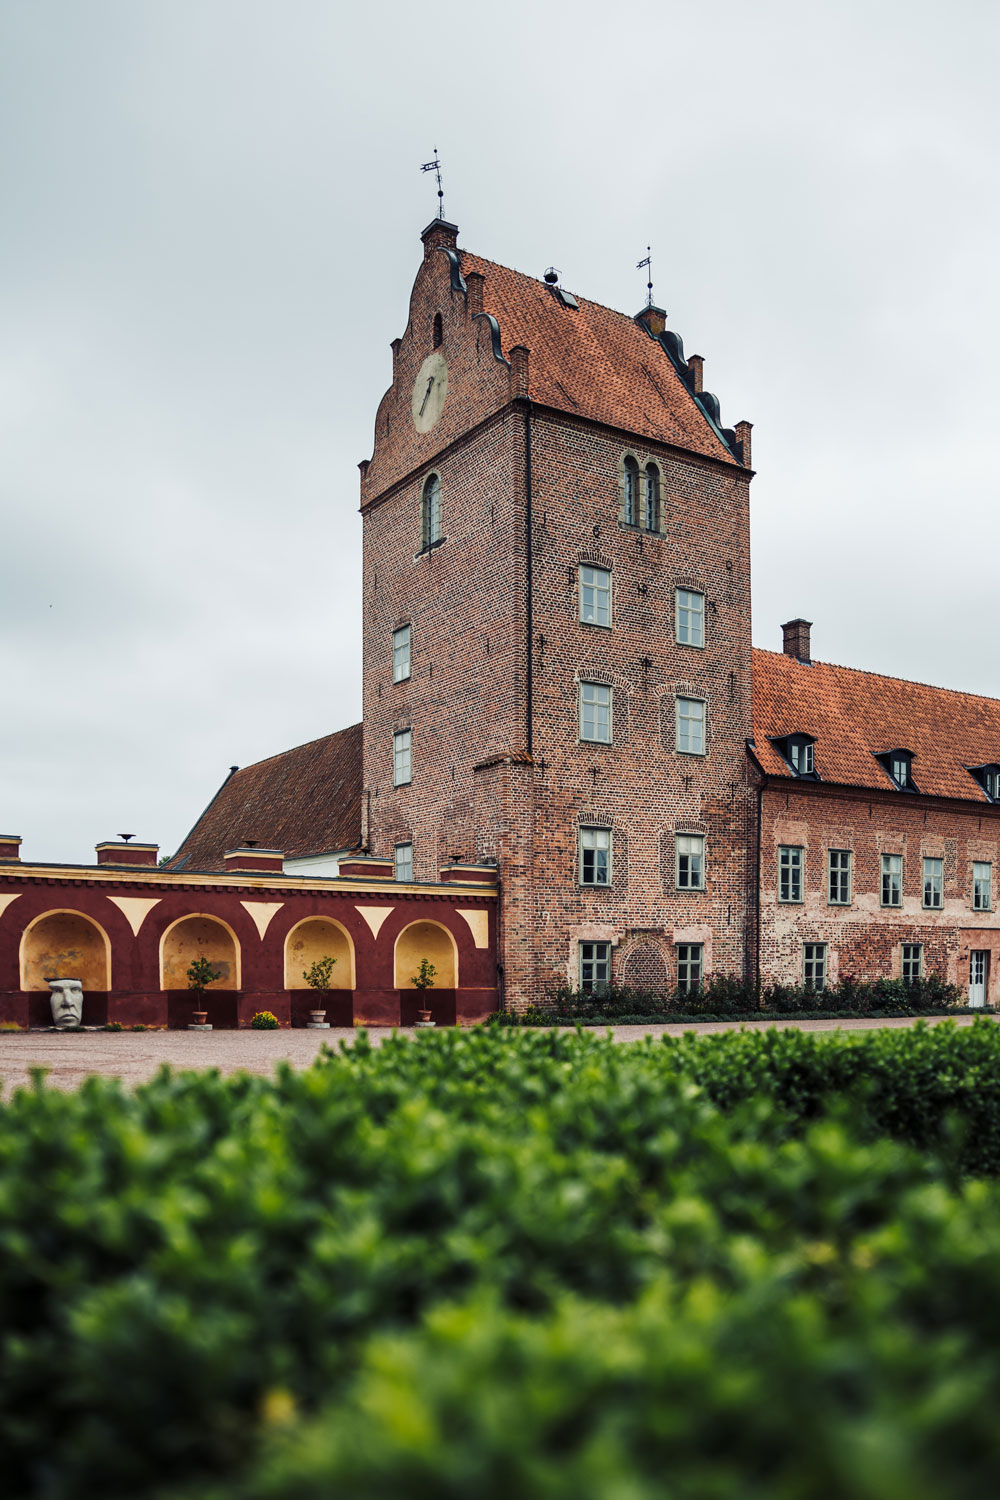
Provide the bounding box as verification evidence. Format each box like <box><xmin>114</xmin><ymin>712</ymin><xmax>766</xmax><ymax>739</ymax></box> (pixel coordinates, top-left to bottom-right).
<box><xmin>781</xmin><ymin>618</ymin><xmax>813</xmax><ymax>663</ymax></box>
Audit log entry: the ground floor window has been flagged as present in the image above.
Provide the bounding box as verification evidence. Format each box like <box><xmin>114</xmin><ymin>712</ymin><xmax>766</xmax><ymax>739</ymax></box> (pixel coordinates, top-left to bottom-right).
<box><xmin>676</xmin><ymin>943</ymin><xmax>703</xmax><ymax>993</ymax></box>
<box><xmin>579</xmin><ymin>941</ymin><xmax>611</xmax><ymax>991</ymax></box>
<box><xmin>803</xmin><ymin>942</ymin><xmax>827</xmax><ymax>990</ymax></box>
<box><xmin>901</xmin><ymin>943</ymin><xmax>923</xmax><ymax>984</ymax></box>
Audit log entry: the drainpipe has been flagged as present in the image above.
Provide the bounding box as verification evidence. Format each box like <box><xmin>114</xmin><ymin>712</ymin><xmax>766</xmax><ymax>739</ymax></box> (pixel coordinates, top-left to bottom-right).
<box><xmin>524</xmin><ymin>399</ymin><xmax>534</xmax><ymax>756</ymax></box>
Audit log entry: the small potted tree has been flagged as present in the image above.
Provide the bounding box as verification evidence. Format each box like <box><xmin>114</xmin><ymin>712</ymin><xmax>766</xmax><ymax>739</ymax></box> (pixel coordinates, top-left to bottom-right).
<box><xmin>412</xmin><ymin>957</ymin><xmax>437</xmax><ymax>1028</ymax></box>
<box><xmin>186</xmin><ymin>955</ymin><xmax>221</xmax><ymax>1029</ymax></box>
<box><xmin>302</xmin><ymin>954</ymin><xmax>336</xmax><ymax>1028</ymax></box>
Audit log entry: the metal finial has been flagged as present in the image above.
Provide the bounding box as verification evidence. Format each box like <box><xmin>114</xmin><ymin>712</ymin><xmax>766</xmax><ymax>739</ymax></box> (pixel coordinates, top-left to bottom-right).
<box><xmin>420</xmin><ymin>148</ymin><xmax>445</xmax><ymax>219</ymax></box>
<box><xmin>636</xmin><ymin>246</ymin><xmax>653</xmax><ymax>308</ymax></box>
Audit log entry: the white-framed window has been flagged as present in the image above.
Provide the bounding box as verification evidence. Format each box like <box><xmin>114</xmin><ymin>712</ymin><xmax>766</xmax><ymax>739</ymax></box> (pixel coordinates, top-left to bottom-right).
<box><xmin>579</xmin><ymin>566</ymin><xmax>611</xmax><ymax>628</ymax></box>
<box><xmin>881</xmin><ymin>853</ymin><xmax>902</xmax><ymax>907</ymax></box>
<box><xmin>579</xmin><ymin>941</ymin><xmax>611</xmax><ymax>991</ymax></box>
<box><xmin>394</xmin><ymin>842</ymin><xmax>413</xmax><ymax>882</ymax></box>
<box><xmin>579</xmin><ymin>681</ymin><xmax>612</xmax><ymax>743</ymax></box>
<box><xmin>676</xmin><ymin>697</ymin><xmax>706</xmax><ymax>755</ymax></box>
<box><xmin>421</xmin><ymin>473</ymin><xmax>442</xmax><ymax>550</ymax></box>
<box><xmin>985</xmin><ymin>768</ymin><xmax>1000</xmax><ymax>802</ymax></box>
<box><xmin>973</xmin><ymin>861</ymin><xmax>993</xmax><ymax>911</ymax></box>
<box><xmin>923</xmin><ymin>857</ymin><xmax>943</xmax><ymax>909</ymax></box>
<box><xmin>789</xmin><ymin>740</ymin><xmax>815</xmax><ymax>776</ymax></box>
<box><xmin>676</xmin><ymin>943</ymin><xmax>703</xmax><ymax>993</ymax></box>
<box><xmin>828</xmin><ymin>849</ymin><xmax>852</xmax><ymax>905</ymax></box>
<box><xmin>392</xmin><ymin>625</ymin><xmax>411</xmax><ymax>683</ymax></box>
<box><xmin>889</xmin><ymin>752</ymin><xmax>912</xmax><ymax>789</ymax></box>
<box><xmin>643</xmin><ymin>463</ymin><xmax>659</xmax><ymax>532</ymax></box>
<box><xmin>675</xmin><ymin>589</ymin><xmax>705</xmax><ymax>648</ymax></box>
<box><xmin>676</xmin><ymin>834</ymin><xmax>705</xmax><ymax>891</ymax></box>
<box><xmin>778</xmin><ymin>845</ymin><xmax>803</xmax><ymax>903</ymax></box>
<box><xmin>393</xmin><ymin>729</ymin><xmax>412</xmax><ymax>786</ymax></box>
<box><xmin>623</xmin><ymin>457</ymin><xmax>638</xmax><ymax>526</ymax></box>
<box><xmin>579</xmin><ymin>827</ymin><xmax>612</xmax><ymax>886</ymax></box>
<box><xmin>803</xmin><ymin>943</ymin><xmax>827</xmax><ymax>990</ymax></box>
<box><xmin>902</xmin><ymin>944</ymin><xmax>923</xmax><ymax>984</ymax></box>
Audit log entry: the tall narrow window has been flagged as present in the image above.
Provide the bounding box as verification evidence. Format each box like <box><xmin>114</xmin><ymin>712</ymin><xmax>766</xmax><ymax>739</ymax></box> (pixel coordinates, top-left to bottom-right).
<box><xmin>923</xmin><ymin>857</ymin><xmax>943</xmax><ymax>909</ymax></box>
<box><xmin>432</xmin><ymin>312</ymin><xmax>443</xmax><ymax>348</ymax></box>
<box><xmin>579</xmin><ymin>565</ymin><xmax>611</xmax><ymax>627</ymax></box>
<box><xmin>623</xmin><ymin>457</ymin><xmax>638</xmax><ymax>525</ymax></box>
<box><xmin>394</xmin><ymin>842</ymin><xmax>413</xmax><ymax>882</ymax></box>
<box><xmin>828</xmin><ymin>849</ymin><xmax>852</xmax><ymax>905</ymax></box>
<box><xmin>421</xmin><ymin>473</ymin><xmax>442</xmax><ymax>550</ymax></box>
<box><xmin>579</xmin><ymin>681</ymin><xmax>612</xmax><ymax>743</ymax></box>
<box><xmin>579</xmin><ymin>827</ymin><xmax>612</xmax><ymax>886</ymax></box>
<box><xmin>579</xmin><ymin>941</ymin><xmax>611</xmax><ymax>991</ymax></box>
<box><xmin>676</xmin><ymin>943</ymin><xmax>703</xmax><ymax>993</ymax></box>
<box><xmin>778</xmin><ymin>845</ymin><xmax>803</xmax><ymax>903</ymax></box>
<box><xmin>901</xmin><ymin>944</ymin><xmax>923</xmax><ymax>984</ymax></box>
<box><xmin>393</xmin><ymin>729</ymin><xmax>412</xmax><ymax>786</ymax></box>
<box><xmin>881</xmin><ymin>853</ymin><xmax>902</xmax><ymax>907</ymax></box>
<box><xmin>675</xmin><ymin>589</ymin><xmax>705</xmax><ymax>647</ymax></box>
<box><xmin>974</xmin><ymin>862</ymin><xmax>993</xmax><ymax>911</ymax></box>
<box><xmin>676</xmin><ymin>697</ymin><xmax>706</xmax><ymax>755</ymax></box>
<box><xmin>803</xmin><ymin>943</ymin><xmax>827</xmax><ymax>990</ymax></box>
<box><xmin>644</xmin><ymin>463</ymin><xmax>659</xmax><ymax>531</ymax></box>
<box><xmin>392</xmin><ymin>625</ymin><xmax>411</xmax><ymax>683</ymax></box>
<box><xmin>676</xmin><ymin>835</ymin><xmax>705</xmax><ymax>890</ymax></box>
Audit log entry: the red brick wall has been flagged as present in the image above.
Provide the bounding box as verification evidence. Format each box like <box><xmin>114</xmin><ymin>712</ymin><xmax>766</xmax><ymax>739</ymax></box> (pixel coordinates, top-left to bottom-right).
<box><xmin>759</xmin><ymin>782</ymin><xmax>1000</xmax><ymax>1003</ymax></box>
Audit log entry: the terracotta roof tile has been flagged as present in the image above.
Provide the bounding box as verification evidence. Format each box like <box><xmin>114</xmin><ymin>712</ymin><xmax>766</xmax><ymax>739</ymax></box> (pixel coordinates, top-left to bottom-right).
<box><xmin>752</xmin><ymin>649</ymin><xmax>1000</xmax><ymax>803</ymax></box>
<box><xmin>167</xmin><ymin>723</ymin><xmax>362</xmax><ymax>871</ymax></box>
<box><xmin>461</xmin><ymin>252</ymin><xmax>737</xmax><ymax>465</ymax></box>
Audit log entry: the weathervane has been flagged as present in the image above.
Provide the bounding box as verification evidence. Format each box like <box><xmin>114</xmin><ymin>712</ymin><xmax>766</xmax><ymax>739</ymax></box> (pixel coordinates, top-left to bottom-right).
<box><xmin>636</xmin><ymin>246</ymin><xmax>653</xmax><ymax>307</ymax></box>
<box><xmin>420</xmin><ymin>149</ymin><xmax>445</xmax><ymax>219</ymax></box>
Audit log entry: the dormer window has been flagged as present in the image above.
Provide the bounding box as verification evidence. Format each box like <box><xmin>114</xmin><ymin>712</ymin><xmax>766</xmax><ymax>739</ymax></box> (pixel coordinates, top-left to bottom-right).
<box><xmin>877</xmin><ymin>749</ymin><xmax>917</xmax><ymax>792</ymax></box>
<box><xmin>970</xmin><ymin>765</ymin><xmax>1000</xmax><ymax>802</ymax></box>
<box><xmin>773</xmin><ymin>734</ymin><xmax>817</xmax><ymax>779</ymax></box>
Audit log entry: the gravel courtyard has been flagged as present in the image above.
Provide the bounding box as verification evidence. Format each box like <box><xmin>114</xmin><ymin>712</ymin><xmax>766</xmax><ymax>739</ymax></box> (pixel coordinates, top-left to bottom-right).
<box><xmin>0</xmin><ymin>1014</ymin><xmax>993</xmax><ymax>1095</ymax></box>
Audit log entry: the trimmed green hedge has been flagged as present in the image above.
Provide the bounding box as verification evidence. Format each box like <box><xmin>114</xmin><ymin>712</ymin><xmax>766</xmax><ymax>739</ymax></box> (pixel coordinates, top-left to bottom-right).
<box><xmin>3</xmin><ymin>1024</ymin><xmax>1000</xmax><ymax>1498</ymax></box>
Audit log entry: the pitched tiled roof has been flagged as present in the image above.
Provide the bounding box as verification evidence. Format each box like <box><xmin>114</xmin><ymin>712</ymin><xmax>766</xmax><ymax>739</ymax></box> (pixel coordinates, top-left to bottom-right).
<box><xmin>167</xmin><ymin>723</ymin><xmax>363</xmax><ymax>871</ymax></box>
<box><xmin>461</xmin><ymin>252</ymin><xmax>737</xmax><ymax>465</ymax></box>
<box><xmin>752</xmin><ymin>648</ymin><xmax>1000</xmax><ymax>803</ymax></box>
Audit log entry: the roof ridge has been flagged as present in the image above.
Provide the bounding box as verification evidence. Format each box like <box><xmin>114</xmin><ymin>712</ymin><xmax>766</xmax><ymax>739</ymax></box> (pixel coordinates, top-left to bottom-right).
<box><xmin>232</xmin><ymin>721</ymin><xmax>362</xmax><ymax>776</ymax></box>
<box><xmin>752</xmin><ymin>647</ymin><xmax>1000</xmax><ymax>707</ymax></box>
<box><xmin>460</xmin><ymin>249</ymin><xmax>645</xmax><ymax>329</ymax></box>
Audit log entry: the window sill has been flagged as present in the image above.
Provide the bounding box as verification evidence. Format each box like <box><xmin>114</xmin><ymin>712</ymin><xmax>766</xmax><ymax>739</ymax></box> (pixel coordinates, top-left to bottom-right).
<box><xmin>675</xmin><ymin>640</ymin><xmax>706</xmax><ymax>650</ymax></box>
<box><xmin>580</xmin><ymin>619</ymin><xmax>613</xmax><ymax>631</ymax></box>
<box><xmin>778</xmin><ymin>898</ymin><xmax>804</xmax><ymax>906</ymax></box>
<box><xmin>415</xmin><ymin>537</ymin><xmax>447</xmax><ymax>559</ymax></box>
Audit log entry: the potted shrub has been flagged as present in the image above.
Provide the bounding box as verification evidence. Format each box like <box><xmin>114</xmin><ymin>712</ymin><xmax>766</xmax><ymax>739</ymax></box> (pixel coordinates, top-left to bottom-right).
<box><xmin>302</xmin><ymin>954</ymin><xmax>336</xmax><ymax>1028</ymax></box>
<box><xmin>186</xmin><ymin>955</ymin><xmax>221</xmax><ymax>1028</ymax></box>
<box><xmin>412</xmin><ymin>957</ymin><xmax>437</xmax><ymax>1027</ymax></box>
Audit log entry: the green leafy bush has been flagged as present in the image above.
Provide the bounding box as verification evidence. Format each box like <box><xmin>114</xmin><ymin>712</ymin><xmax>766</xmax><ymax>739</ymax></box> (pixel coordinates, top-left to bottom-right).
<box><xmin>250</xmin><ymin>1011</ymin><xmax>279</xmax><ymax>1030</ymax></box>
<box><xmin>105</xmin><ymin>1021</ymin><xmax>124</xmax><ymax>1032</ymax></box>
<box><xmin>2</xmin><ymin>1024</ymin><xmax>1000</xmax><ymax>1499</ymax></box>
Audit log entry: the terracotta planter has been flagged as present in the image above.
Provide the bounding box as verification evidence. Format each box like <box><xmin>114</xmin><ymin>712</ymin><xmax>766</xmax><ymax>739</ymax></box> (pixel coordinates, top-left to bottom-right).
<box><xmin>309</xmin><ymin>1010</ymin><xmax>327</xmax><ymax>1024</ymax></box>
<box><xmin>192</xmin><ymin>1010</ymin><xmax>208</xmax><ymax>1026</ymax></box>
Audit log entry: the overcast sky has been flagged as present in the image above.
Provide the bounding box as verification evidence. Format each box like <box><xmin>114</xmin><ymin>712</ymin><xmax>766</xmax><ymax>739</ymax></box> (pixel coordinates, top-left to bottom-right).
<box><xmin>3</xmin><ymin>0</ymin><xmax>998</xmax><ymax>864</ymax></box>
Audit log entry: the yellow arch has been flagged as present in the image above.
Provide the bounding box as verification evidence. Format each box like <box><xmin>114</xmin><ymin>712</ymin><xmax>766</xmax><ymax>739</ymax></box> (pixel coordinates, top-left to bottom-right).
<box><xmin>394</xmin><ymin>919</ymin><xmax>458</xmax><ymax>989</ymax></box>
<box><xmin>159</xmin><ymin>913</ymin><xmax>241</xmax><ymax>991</ymax></box>
<box><xmin>284</xmin><ymin>917</ymin><xmax>356</xmax><ymax>989</ymax></box>
<box><xmin>19</xmin><ymin>909</ymin><xmax>112</xmax><ymax>991</ymax></box>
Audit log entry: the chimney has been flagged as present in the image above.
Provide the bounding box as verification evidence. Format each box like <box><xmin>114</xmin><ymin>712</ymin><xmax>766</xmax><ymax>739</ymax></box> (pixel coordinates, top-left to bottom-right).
<box><xmin>95</xmin><ymin>841</ymin><xmax>159</xmax><ymax>868</ymax></box>
<box><xmin>781</xmin><ymin>619</ymin><xmax>813</xmax><ymax>663</ymax></box>
<box><xmin>466</xmin><ymin>271</ymin><xmax>484</xmax><ymax>317</ymax></box>
<box><xmin>508</xmin><ymin>344</ymin><xmax>530</xmax><ymax>399</ymax></box>
<box><xmin>420</xmin><ymin>218</ymin><xmax>459</xmax><ymax>256</ymax></box>
<box><xmin>734</xmin><ymin>419</ymin><xmax>753</xmax><ymax>468</ymax></box>
<box><xmin>687</xmin><ymin>354</ymin><xmax>704</xmax><ymax>393</ymax></box>
<box><xmin>0</xmin><ymin>835</ymin><xmax>22</xmax><ymax>862</ymax></box>
<box><xmin>635</xmin><ymin>305</ymin><xmax>667</xmax><ymax>337</ymax></box>
<box><xmin>223</xmin><ymin>847</ymin><xmax>284</xmax><ymax>874</ymax></box>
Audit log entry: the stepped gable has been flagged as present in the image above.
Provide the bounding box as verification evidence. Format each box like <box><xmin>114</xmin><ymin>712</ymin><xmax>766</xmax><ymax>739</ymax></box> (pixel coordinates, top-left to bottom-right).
<box><xmin>752</xmin><ymin>647</ymin><xmax>1000</xmax><ymax>802</ymax></box>
<box><xmin>167</xmin><ymin>722</ymin><xmax>363</xmax><ymax>871</ymax></box>
<box><xmin>461</xmin><ymin>251</ymin><xmax>735</xmax><ymax>464</ymax></box>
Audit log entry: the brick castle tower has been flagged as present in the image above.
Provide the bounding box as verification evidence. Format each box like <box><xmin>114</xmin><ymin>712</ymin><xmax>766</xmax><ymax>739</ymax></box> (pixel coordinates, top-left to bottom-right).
<box><xmin>360</xmin><ymin>219</ymin><xmax>755</xmax><ymax>1008</ymax></box>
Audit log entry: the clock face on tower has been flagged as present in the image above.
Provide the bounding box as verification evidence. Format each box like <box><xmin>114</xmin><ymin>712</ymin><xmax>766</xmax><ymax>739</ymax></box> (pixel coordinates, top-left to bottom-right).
<box><xmin>410</xmin><ymin>350</ymin><xmax>449</xmax><ymax>433</ymax></box>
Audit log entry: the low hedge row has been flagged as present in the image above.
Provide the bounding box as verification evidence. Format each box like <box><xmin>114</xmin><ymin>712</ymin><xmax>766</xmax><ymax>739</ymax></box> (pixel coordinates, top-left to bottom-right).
<box><xmin>3</xmin><ymin>1024</ymin><xmax>1000</xmax><ymax>1498</ymax></box>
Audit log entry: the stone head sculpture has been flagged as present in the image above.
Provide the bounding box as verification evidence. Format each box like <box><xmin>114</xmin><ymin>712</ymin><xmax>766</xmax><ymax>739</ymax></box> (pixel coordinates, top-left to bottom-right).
<box><xmin>46</xmin><ymin>977</ymin><xmax>84</xmax><ymax>1029</ymax></box>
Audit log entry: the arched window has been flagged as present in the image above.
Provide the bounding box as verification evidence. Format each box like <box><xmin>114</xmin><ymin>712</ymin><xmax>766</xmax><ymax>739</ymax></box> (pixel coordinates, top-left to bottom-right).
<box><xmin>623</xmin><ymin>457</ymin><xmax>638</xmax><ymax>526</ymax></box>
<box><xmin>432</xmin><ymin>312</ymin><xmax>443</xmax><ymax>348</ymax></box>
<box><xmin>644</xmin><ymin>464</ymin><xmax>659</xmax><ymax>532</ymax></box>
<box><xmin>421</xmin><ymin>473</ymin><xmax>442</xmax><ymax>550</ymax></box>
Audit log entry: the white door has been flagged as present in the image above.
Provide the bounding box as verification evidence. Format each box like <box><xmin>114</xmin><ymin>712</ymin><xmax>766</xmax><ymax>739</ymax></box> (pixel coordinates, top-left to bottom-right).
<box><xmin>969</xmin><ymin>951</ymin><xmax>989</xmax><ymax>1008</ymax></box>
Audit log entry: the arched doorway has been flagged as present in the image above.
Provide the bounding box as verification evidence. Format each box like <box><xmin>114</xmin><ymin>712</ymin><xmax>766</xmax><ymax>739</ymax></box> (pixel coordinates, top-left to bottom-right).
<box><xmin>160</xmin><ymin>915</ymin><xmax>240</xmax><ymax>990</ymax></box>
<box><xmin>20</xmin><ymin>910</ymin><xmax>111</xmax><ymax>991</ymax></box>
<box><xmin>394</xmin><ymin>920</ymin><xmax>458</xmax><ymax>989</ymax></box>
